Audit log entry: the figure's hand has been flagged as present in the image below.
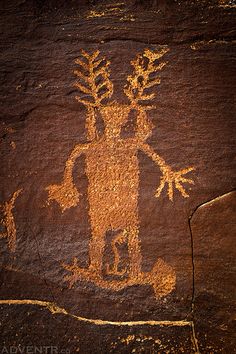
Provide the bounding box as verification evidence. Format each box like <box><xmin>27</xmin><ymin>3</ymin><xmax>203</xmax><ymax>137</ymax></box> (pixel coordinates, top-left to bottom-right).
<box><xmin>155</xmin><ymin>166</ymin><xmax>195</xmax><ymax>201</ymax></box>
<box><xmin>46</xmin><ymin>181</ymin><xmax>80</xmax><ymax>212</ymax></box>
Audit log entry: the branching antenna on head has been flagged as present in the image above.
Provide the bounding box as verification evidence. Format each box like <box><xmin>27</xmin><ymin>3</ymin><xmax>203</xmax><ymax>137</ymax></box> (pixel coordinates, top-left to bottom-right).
<box><xmin>124</xmin><ymin>47</ymin><xmax>169</xmax><ymax>109</ymax></box>
<box><xmin>74</xmin><ymin>50</ymin><xmax>114</xmax><ymax>141</ymax></box>
<box><xmin>74</xmin><ymin>50</ymin><xmax>113</xmax><ymax>108</ymax></box>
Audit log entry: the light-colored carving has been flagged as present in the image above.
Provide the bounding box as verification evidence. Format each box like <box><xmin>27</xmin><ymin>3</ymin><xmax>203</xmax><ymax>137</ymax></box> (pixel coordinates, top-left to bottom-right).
<box><xmin>10</xmin><ymin>141</ymin><xmax>16</xmax><ymax>150</ymax></box>
<box><xmin>111</xmin><ymin>332</ymin><xmax>199</xmax><ymax>353</ymax></box>
<box><xmin>46</xmin><ymin>49</ymin><xmax>195</xmax><ymax>298</ymax></box>
<box><xmin>0</xmin><ymin>298</ymin><xmax>192</xmax><ymax>326</ymax></box>
<box><xmin>86</xmin><ymin>3</ymin><xmax>125</xmax><ymax>19</ymax></box>
<box><xmin>0</xmin><ymin>189</ymin><xmax>22</xmax><ymax>252</ymax></box>
<box><xmin>106</xmin><ymin>229</ymin><xmax>128</xmax><ymax>276</ymax></box>
<box><xmin>111</xmin><ymin>334</ymin><xmax>164</xmax><ymax>352</ymax></box>
<box><xmin>74</xmin><ymin>49</ymin><xmax>113</xmax><ymax>140</ymax></box>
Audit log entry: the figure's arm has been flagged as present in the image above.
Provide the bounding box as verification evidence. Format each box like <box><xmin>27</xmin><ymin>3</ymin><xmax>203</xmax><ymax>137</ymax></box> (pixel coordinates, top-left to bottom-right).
<box><xmin>46</xmin><ymin>144</ymin><xmax>89</xmax><ymax>212</ymax></box>
<box><xmin>140</xmin><ymin>142</ymin><xmax>195</xmax><ymax>201</ymax></box>
<box><xmin>63</xmin><ymin>144</ymin><xmax>89</xmax><ymax>183</ymax></box>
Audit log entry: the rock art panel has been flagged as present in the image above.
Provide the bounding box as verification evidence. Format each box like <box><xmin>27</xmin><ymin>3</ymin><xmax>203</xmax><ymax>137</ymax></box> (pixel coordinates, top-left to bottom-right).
<box><xmin>0</xmin><ymin>0</ymin><xmax>235</xmax><ymax>352</ymax></box>
<box><xmin>46</xmin><ymin>49</ymin><xmax>195</xmax><ymax>298</ymax></box>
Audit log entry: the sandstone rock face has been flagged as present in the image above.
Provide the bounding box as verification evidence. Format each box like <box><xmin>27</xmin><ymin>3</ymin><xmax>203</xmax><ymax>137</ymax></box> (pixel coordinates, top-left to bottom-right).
<box><xmin>0</xmin><ymin>1</ymin><xmax>235</xmax><ymax>353</ymax></box>
<box><xmin>191</xmin><ymin>191</ymin><xmax>236</xmax><ymax>353</ymax></box>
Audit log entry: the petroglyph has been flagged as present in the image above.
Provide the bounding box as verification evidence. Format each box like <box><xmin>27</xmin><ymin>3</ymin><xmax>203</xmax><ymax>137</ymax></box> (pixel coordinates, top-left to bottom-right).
<box><xmin>46</xmin><ymin>48</ymin><xmax>195</xmax><ymax>298</ymax></box>
<box><xmin>0</xmin><ymin>189</ymin><xmax>22</xmax><ymax>252</ymax></box>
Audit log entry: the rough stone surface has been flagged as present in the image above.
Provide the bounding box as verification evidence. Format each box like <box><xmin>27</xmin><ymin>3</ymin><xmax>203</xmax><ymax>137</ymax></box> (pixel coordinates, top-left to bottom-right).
<box><xmin>0</xmin><ymin>0</ymin><xmax>235</xmax><ymax>353</ymax></box>
<box><xmin>191</xmin><ymin>191</ymin><xmax>236</xmax><ymax>353</ymax></box>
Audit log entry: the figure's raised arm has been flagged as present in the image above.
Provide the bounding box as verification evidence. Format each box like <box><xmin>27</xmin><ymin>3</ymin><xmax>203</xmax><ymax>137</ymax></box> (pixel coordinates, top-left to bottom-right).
<box><xmin>139</xmin><ymin>142</ymin><xmax>195</xmax><ymax>201</ymax></box>
<box><xmin>46</xmin><ymin>143</ymin><xmax>89</xmax><ymax>212</ymax></box>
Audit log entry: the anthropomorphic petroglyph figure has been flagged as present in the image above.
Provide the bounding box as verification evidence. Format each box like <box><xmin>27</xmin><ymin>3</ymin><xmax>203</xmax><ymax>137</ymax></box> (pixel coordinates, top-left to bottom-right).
<box><xmin>0</xmin><ymin>189</ymin><xmax>22</xmax><ymax>252</ymax></box>
<box><xmin>46</xmin><ymin>49</ymin><xmax>195</xmax><ymax>298</ymax></box>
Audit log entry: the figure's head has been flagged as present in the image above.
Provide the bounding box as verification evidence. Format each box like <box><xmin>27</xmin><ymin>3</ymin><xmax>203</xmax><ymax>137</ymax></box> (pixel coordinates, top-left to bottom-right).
<box><xmin>100</xmin><ymin>103</ymin><xmax>131</xmax><ymax>138</ymax></box>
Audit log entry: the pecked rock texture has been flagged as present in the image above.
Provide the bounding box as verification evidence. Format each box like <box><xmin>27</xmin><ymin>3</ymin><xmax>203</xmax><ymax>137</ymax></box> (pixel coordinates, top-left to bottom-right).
<box><xmin>0</xmin><ymin>0</ymin><xmax>235</xmax><ymax>353</ymax></box>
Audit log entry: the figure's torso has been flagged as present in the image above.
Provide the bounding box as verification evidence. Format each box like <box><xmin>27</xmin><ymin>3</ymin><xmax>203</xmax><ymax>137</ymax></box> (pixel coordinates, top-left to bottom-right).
<box><xmin>85</xmin><ymin>138</ymin><xmax>140</xmax><ymax>229</ymax></box>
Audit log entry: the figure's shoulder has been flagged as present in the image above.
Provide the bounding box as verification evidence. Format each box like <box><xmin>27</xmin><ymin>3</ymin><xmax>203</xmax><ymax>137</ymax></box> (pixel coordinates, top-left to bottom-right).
<box><xmin>86</xmin><ymin>137</ymin><xmax>105</xmax><ymax>151</ymax></box>
<box><xmin>122</xmin><ymin>136</ymin><xmax>139</xmax><ymax>146</ymax></box>
<box><xmin>74</xmin><ymin>141</ymin><xmax>91</xmax><ymax>151</ymax></box>
<box><xmin>125</xmin><ymin>137</ymin><xmax>147</xmax><ymax>150</ymax></box>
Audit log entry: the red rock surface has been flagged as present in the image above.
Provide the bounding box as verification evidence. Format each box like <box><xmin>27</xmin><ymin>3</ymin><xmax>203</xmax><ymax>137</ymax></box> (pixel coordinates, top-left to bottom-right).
<box><xmin>0</xmin><ymin>0</ymin><xmax>235</xmax><ymax>353</ymax></box>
